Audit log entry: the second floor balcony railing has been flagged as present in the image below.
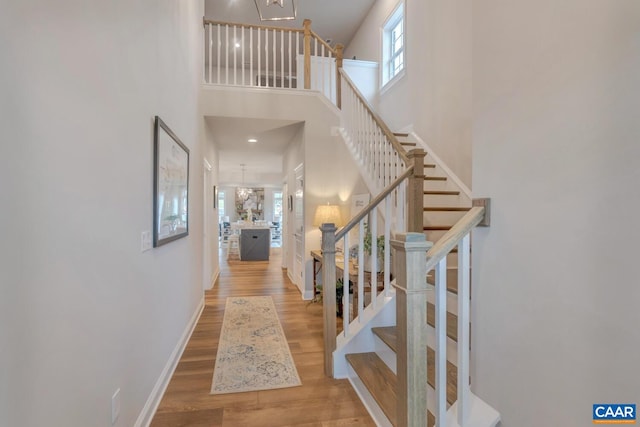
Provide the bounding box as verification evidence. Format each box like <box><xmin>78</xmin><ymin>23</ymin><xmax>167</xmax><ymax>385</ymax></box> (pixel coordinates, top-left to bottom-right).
<box><xmin>203</xmin><ymin>18</ymin><xmax>344</xmax><ymax>107</ymax></box>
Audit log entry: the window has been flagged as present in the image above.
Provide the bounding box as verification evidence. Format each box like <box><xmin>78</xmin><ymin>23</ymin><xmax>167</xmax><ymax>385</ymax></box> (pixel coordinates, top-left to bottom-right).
<box><xmin>218</xmin><ymin>190</ymin><xmax>225</xmax><ymax>223</ymax></box>
<box><xmin>382</xmin><ymin>2</ymin><xmax>405</xmax><ymax>88</ymax></box>
<box><xmin>273</xmin><ymin>191</ymin><xmax>283</xmax><ymax>222</ymax></box>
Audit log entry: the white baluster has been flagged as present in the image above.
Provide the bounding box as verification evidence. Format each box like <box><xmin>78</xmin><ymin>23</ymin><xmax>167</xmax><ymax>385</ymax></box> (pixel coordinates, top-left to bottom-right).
<box><xmin>250</xmin><ymin>28</ymin><xmax>254</xmax><ymax>86</ymax></box>
<box><xmin>343</xmin><ymin>233</ymin><xmax>349</xmax><ymax>334</ymax></box>
<box><xmin>321</xmin><ymin>44</ymin><xmax>325</xmax><ymax>99</ymax></box>
<box><xmin>225</xmin><ymin>24</ymin><xmax>229</xmax><ymax>85</ymax></box>
<box><xmin>280</xmin><ymin>30</ymin><xmax>284</xmax><ymax>88</ymax></box>
<box><xmin>233</xmin><ymin>25</ymin><xmax>237</xmax><ymax>85</ymax></box>
<box><xmin>457</xmin><ymin>234</ymin><xmax>471</xmax><ymax>425</ymax></box>
<box><xmin>272</xmin><ymin>29</ymin><xmax>276</xmax><ymax>87</ymax></box>
<box><xmin>258</xmin><ymin>29</ymin><xmax>262</xmax><ymax>86</ymax></box>
<box><xmin>207</xmin><ymin>24</ymin><xmax>212</xmax><ymax>83</ymax></box>
<box><xmin>358</xmin><ymin>220</ymin><xmax>365</xmax><ymax>318</ymax></box>
<box><xmin>217</xmin><ymin>24</ymin><xmax>221</xmax><ymax>84</ymax></box>
<box><xmin>288</xmin><ymin>31</ymin><xmax>292</xmax><ymax>88</ymax></box>
<box><xmin>384</xmin><ymin>195</ymin><xmax>391</xmax><ymax>294</ymax></box>
<box><xmin>370</xmin><ymin>212</ymin><xmax>377</xmax><ymax>309</ymax></box>
<box><xmin>435</xmin><ymin>258</ymin><xmax>448</xmax><ymax>425</ymax></box>
<box><xmin>264</xmin><ymin>28</ymin><xmax>268</xmax><ymax>86</ymax></box>
<box><xmin>241</xmin><ymin>27</ymin><xmax>245</xmax><ymax>86</ymax></box>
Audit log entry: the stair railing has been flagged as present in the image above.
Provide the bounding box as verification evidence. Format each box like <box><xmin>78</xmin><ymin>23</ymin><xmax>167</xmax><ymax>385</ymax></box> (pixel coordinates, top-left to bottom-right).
<box><xmin>338</xmin><ymin>70</ymin><xmax>416</xmax><ymax>209</ymax></box>
<box><xmin>394</xmin><ymin>199</ymin><xmax>491</xmax><ymax>427</ymax></box>
<box><xmin>203</xmin><ymin>18</ymin><xmax>343</xmax><ymax>107</ymax></box>
<box><xmin>319</xmin><ymin>152</ymin><xmax>425</xmax><ymax>377</ymax></box>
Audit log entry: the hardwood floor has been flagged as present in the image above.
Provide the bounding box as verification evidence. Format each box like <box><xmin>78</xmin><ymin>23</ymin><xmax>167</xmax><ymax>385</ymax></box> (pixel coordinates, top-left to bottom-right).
<box><xmin>150</xmin><ymin>247</ymin><xmax>374</xmax><ymax>427</ymax></box>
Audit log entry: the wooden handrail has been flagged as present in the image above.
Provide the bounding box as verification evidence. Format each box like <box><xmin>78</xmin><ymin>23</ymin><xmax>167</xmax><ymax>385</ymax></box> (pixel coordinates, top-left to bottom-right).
<box><xmin>309</xmin><ymin>30</ymin><xmax>338</xmax><ymax>56</ymax></box>
<box><xmin>424</xmin><ymin>206</ymin><xmax>486</xmax><ymax>272</ymax></box>
<box><xmin>339</xmin><ymin>69</ymin><xmax>410</xmax><ymax>164</ymax></box>
<box><xmin>203</xmin><ymin>19</ymin><xmax>304</xmax><ymax>33</ymax></box>
<box><xmin>336</xmin><ymin>166</ymin><xmax>414</xmax><ymax>241</ymax></box>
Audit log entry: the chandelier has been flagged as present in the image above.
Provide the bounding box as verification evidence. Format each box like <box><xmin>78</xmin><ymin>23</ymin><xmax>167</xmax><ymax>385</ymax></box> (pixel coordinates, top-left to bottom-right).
<box><xmin>237</xmin><ymin>164</ymin><xmax>253</xmax><ymax>201</ymax></box>
<box><xmin>254</xmin><ymin>0</ymin><xmax>296</xmax><ymax>21</ymax></box>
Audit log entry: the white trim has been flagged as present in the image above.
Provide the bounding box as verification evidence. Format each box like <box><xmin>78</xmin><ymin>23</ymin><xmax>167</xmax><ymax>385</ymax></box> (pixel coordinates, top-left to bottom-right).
<box><xmin>201</xmin><ymin>84</ymin><xmax>341</xmax><ymax>117</ymax></box>
<box><xmin>379</xmin><ymin>68</ymin><xmax>405</xmax><ymax>96</ymax></box>
<box><xmin>203</xmin><ymin>158</ymin><xmax>212</xmax><ymax>171</ymax></box>
<box><xmin>134</xmin><ymin>298</ymin><xmax>205</xmax><ymax>427</ymax></box>
<box><xmin>342</xmin><ymin>58</ymin><xmax>379</xmax><ymax>69</ymax></box>
<box><xmin>406</xmin><ymin>129</ymin><xmax>473</xmax><ymax>199</ymax></box>
<box><xmin>210</xmin><ymin>267</ymin><xmax>220</xmax><ymax>289</ymax></box>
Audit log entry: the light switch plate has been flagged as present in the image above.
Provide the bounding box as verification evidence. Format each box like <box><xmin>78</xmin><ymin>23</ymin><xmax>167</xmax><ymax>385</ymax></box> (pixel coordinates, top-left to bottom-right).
<box><xmin>141</xmin><ymin>231</ymin><xmax>152</xmax><ymax>252</ymax></box>
<box><xmin>111</xmin><ymin>388</ymin><xmax>121</xmax><ymax>424</ymax></box>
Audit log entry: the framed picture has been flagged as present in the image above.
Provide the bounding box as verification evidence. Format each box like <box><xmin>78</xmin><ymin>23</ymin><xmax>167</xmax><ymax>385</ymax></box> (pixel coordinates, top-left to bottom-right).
<box><xmin>213</xmin><ymin>185</ymin><xmax>217</xmax><ymax>209</ymax></box>
<box><xmin>153</xmin><ymin>116</ymin><xmax>190</xmax><ymax>247</ymax></box>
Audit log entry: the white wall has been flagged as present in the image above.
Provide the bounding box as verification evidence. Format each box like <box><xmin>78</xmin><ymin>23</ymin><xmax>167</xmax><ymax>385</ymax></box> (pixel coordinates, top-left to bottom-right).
<box><xmin>0</xmin><ymin>1</ymin><xmax>204</xmax><ymax>426</ymax></box>
<box><xmin>345</xmin><ymin>0</ymin><xmax>473</xmax><ymax>187</ymax></box>
<box><xmin>472</xmin><ymin>1</ymin><xmax>640</xmax><ymax>425</ymax></box>
<box><xmin>203</xmin><ymin>119</ymin><xmax>221</xmax><ymax>288</ymax></box>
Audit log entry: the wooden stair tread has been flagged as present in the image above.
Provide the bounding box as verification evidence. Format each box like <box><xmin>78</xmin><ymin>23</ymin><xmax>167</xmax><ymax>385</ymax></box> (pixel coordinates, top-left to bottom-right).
<box><xmin>370</xmin><ymin>328</ymin><xmax>458</xmax><ymax>405</ymax></box>
<box><xmin>428</xmin><ymin>302</ymin><xmax>458</xmax><ymax>342</ymax></box>
<box><xmin>346</xmin><ymin>351</ymin><xmax>443</xmax><ymax>427</ymax></box>
<box><xmin>423</xmin><ymin>206</ymin><xmax>470</xmax><ymax>211</ymax></box>
<box><xmin>424</xmin><ymin>225</ymin><xmax>453</xmax><ymax>231</ymax></box>
<box><xmin>424</xmin><ymin>176</ymin><xmax>447</xmax><ymax>181</ymax></box>
<box><xmin>426</xmin><ymin>270</ymin><xmax>459</xmax><ymax>294</ymax></box>
<box><xmin>392</xmin><ymin>132</ymin><xmax>410</xmax><ymax>137</ymax></box>
<box><xmin>346</xmin><ymin>352</ymin><xmax>397</xmax><ymax>425</ymax></box>
<box><xmin>424</xmin><ymin>190</ymin><xmax>460</xmax><ymax>195</ymax></box>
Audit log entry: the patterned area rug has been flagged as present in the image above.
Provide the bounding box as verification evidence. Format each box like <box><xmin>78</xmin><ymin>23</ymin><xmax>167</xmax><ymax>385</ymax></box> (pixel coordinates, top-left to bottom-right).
<box><xmin>210</xmin><ymin>296</ymin><xmax>302</xmax><ymax>394</ymax></box>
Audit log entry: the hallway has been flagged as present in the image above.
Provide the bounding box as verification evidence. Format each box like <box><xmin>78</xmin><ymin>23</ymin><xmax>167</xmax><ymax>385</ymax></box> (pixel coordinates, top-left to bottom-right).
<box><xmin>150</xmin><ymin>248</ymin><xmax>374</xmax><ymax>426</ymax></box>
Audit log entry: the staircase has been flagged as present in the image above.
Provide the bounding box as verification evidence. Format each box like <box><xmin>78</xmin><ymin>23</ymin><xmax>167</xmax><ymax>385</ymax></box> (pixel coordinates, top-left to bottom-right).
<box><xmin>332</xmin><ymin>71</ymin><xmax>499</xmax><ymax>425</ymax></box>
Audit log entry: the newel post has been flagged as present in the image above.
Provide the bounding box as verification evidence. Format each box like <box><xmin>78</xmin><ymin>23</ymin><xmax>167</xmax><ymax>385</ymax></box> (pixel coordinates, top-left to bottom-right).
<box><xmin>303</xmin><ymin>19</ymin><xmax>312</xmax><ymax>90</ymax></box>
<box><xmin>407</xmin><ymin>149</ymin><xmax>426</xmax><ymax>233</ymax></box>
<box><xmin>391</xmin><ymin>233</ymin><xmax>432</xmax><ymax>427</ymax></box>
<box><xmin>335</xmin><ymin>43</ymin><xmax>344</xmax><ymax>109</ymax></box>
<box><xmin>320</xmin><ymin>223</ymin><xmax>337</xmax><ymax>377</ymax></box>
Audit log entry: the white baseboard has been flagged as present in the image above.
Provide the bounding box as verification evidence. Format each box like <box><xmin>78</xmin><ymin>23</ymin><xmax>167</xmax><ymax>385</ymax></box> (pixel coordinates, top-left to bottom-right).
<box><xmin>210</xmin><ymin>268</ymin><xmax>220</xmax><ymax>289</ymax></box>
<box><xmin>134</xmin><ymin>298</ymin><xmax>205</xmax><ymax>427</ymax></box>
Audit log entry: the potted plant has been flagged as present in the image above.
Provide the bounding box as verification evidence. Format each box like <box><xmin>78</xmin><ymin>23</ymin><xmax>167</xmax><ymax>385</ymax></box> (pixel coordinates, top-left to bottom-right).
<box><xmin>312</xmin><ymin>278</ymin><xmax>346</xmax><ymax>317</ymax></box>
<box><xmin>363</xmin><ymin>229</ymin><xmax>385</xmax><ymax>272</ymax></box>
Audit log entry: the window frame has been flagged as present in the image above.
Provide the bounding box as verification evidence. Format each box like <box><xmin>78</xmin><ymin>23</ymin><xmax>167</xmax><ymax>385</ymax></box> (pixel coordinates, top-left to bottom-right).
<box><xmin>381</xmin><ymin>1</ymin><xmax>405</xmax><ymax>91</ymax></box>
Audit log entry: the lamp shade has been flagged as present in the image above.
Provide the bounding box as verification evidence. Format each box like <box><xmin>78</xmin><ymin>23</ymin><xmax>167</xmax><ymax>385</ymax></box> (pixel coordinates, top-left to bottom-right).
<box><xmin>313</xmin><ymin>204</ymin><xmax>342</xmax><ymax>227</ymax></box>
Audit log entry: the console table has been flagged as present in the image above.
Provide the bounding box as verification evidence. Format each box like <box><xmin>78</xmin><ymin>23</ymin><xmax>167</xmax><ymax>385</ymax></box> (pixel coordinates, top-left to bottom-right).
<box><xmin>310</xmin><ymin>250</ymin><xmax>384</xmax><ymax>318</ymax></box>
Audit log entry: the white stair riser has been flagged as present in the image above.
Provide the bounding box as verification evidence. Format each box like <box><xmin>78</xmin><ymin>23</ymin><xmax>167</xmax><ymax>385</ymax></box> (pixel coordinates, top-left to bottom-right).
<box><xmin>373</xmin><ymin>328</ymin><xmax>458</xmax><ymax>373</ymax></box>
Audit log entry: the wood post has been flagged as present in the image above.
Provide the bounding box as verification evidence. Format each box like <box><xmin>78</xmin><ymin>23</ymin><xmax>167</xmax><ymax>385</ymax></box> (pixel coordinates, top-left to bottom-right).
<box><xmin>391</xmin><ymin>232</ymin><xmax>432</xmax><ymax>427</ymax></box>
<box><xmin>303</xmin><ymin>19</ymin><xmax>312</xmax><ymax>90</ymax></box>
<box><xmin>407</xmin><ymin>149</ymin><xmax>426</xmax><ymax>233</ymax></box>
<box><xmin>335</xmin><ymin>43</ymin><xmax>344</xmax><ymax>109</ymax></box>
<box><xmin>320</xmin><ymin>223</ymin><xmax>337</xmax><ymax>377</ymax></box>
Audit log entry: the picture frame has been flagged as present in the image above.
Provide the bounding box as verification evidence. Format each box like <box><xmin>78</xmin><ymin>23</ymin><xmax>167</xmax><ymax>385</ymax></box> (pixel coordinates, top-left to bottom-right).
<box><xmin>153</xmin><ymin>116</ymin><xmax>190</xmax><ymax>247</ymax></box>
<box><xmin>213</xmin><ymin>185</ymin><xmax>217</xmax><ymax>209</ymax></box>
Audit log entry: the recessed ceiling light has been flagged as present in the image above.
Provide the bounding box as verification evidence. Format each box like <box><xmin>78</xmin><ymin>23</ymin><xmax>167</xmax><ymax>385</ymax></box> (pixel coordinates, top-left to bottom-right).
<box><xmin>248</xmin><ymin>138</ymin><xmax>258</xmax><ymax>143</ymax></box>
<box><xmin>235</xmin><ymin>42</ymin><xmax>241</xmax><ymax>48</ymax></box>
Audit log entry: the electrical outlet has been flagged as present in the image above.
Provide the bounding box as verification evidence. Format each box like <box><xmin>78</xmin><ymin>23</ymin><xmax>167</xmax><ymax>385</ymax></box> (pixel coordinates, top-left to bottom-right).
<box><xmin>141</xmin><ymin>231</ymin><xmax>152</xmax><ymax>252</ymax></box>
<box><xmin>111</xmin><ymin>388</ymin><xmax>121</xmax><ymax>424</ymax></box>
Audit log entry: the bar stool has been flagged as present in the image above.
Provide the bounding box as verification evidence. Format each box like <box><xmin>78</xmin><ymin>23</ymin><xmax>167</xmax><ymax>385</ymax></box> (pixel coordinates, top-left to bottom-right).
<box><xmin>227</xmin><ymin>234</ymin><xmax>240</xmax><ymax>260</ymax></box>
